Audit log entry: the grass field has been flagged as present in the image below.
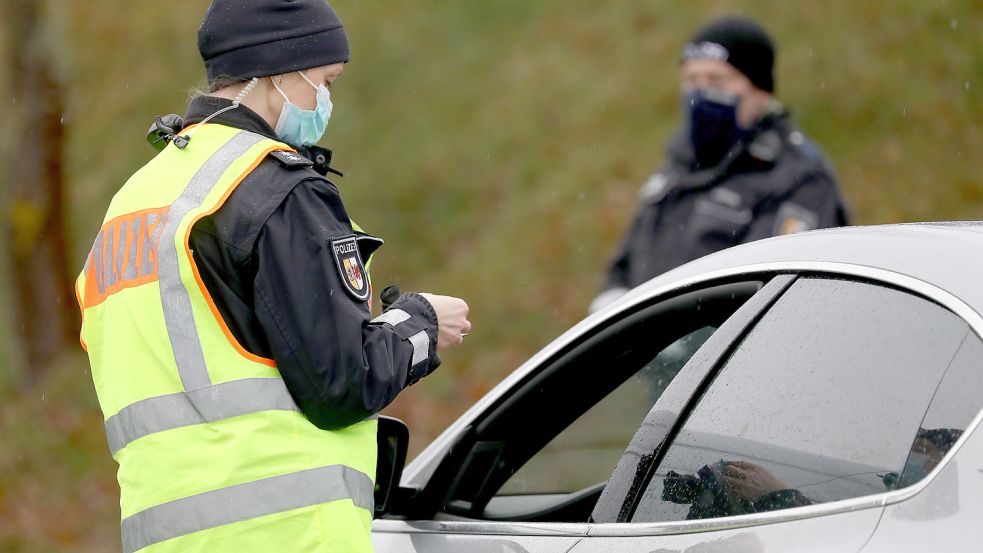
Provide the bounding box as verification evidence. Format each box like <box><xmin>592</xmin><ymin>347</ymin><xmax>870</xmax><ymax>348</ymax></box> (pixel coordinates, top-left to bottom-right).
<box><xmin>0</xmin><ymin>1</ymin><xmax>980</xmax><ymax>550</ymax></box>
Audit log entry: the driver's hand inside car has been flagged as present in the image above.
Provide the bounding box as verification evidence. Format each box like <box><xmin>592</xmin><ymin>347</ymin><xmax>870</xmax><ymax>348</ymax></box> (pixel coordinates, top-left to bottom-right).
<box><xmin>721</xmin><ymin>461</ymin><xmax>789</xmax><ymax>501</ymax></box>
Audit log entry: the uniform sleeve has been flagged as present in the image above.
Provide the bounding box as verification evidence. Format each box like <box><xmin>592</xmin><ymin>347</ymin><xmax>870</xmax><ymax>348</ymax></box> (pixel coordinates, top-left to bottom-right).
<box><xmin>738</xmin><ymin>168</ymin><xmax>848</xmax><ymax>243</ymax></box>
<box><xmin>253</xmin><ymin>177</ymin><xmax>440</xmax><ymax>430</ymax></box>
<box><xmin>768</xmin><ymin>172</ymin><xmax>849</xmax><ymax>236</ymax></box>
<box><xmin>598</xmin><ymin>171</ymin><xmax>673</xmax><ymax>299</ymax></box>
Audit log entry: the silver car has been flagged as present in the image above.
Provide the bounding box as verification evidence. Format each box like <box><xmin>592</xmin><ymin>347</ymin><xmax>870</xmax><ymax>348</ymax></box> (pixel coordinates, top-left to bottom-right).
<box><xmin>372</xmin><ymin>222</ymin><xmax>983</xmax><ymax>552</ymax></box>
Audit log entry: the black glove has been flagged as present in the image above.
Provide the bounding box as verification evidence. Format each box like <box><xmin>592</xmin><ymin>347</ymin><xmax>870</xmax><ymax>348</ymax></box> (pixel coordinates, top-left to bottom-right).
<box><xmin>380</xmin><ymin>284</ymin><xmax>401</xmax><ymax>311</ymax></box>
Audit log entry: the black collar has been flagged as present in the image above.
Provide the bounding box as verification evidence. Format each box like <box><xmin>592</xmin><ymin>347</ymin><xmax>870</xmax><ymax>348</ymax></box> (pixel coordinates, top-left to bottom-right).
<box><xmin>178</xmin><ymin>95</ymin><xmax>342</xmax><ymax>177</ymax></box>
<box><xmin>183</xmin><ymin>95</ymin><xmax>279</xmax><ymax>140</ymax></box>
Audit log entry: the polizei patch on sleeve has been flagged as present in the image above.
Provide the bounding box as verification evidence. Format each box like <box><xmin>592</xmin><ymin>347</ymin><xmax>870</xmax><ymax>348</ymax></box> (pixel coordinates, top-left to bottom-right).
<box><xmin>331</xmin><ymin>235</ymin><xmax>370</xmax><ymax>301</ymax></box>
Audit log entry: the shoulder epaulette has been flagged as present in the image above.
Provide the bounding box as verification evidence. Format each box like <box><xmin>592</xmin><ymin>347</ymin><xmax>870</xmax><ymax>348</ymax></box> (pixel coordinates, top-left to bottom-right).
<box><xmin>269</xmin><ymin>149</ymin><xmax>315</xmax><ymax>169</ymax></box>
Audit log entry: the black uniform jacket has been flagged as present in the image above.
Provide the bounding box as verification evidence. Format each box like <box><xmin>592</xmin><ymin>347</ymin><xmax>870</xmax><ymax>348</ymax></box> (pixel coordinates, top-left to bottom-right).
<box><xmin>180</xmin><ymin>96</ymin><xmax>439</xmax><ymax>430</ymax></box>
<box><xmin>602</xmin><ymin>111</ymin><xmax>850</xmax><ymax>293</ymax></box>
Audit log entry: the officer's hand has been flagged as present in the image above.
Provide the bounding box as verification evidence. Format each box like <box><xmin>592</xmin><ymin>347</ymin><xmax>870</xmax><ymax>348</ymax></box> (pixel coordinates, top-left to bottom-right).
<box><xmin>419</xmin><ymin>293</ymin><xmax>471</xmax><ymax>350</ymax></box>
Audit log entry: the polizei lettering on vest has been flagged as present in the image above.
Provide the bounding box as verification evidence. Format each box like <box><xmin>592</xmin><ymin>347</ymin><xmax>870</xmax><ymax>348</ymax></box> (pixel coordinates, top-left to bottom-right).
<box><xmin>83</xmin><ymin>206</ymin><xmax>170</xmax><ymax>307</ymax></box>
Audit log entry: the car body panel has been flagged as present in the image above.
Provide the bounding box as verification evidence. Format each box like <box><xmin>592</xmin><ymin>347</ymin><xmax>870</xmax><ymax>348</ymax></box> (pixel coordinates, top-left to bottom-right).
<box><xmin>570</xmin><ymin>507</ymin><xmax>883</xmax><ymax>553</ymax></box>
<box><xmin>372</xmin><ymin>520</ymin><xmax>587</xmax><ymax>553</ymax></box>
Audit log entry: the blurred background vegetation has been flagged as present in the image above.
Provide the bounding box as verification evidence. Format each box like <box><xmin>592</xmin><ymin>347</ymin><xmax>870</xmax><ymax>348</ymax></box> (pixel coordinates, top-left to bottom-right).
<box><xmin>0</xmin><ymin>1</ymin><xmax>979</xmax><ymax>550</ymax></box>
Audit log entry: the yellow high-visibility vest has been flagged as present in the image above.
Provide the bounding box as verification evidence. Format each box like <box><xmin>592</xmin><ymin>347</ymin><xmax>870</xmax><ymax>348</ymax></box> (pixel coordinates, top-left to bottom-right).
<box><xmin>75</xmin><ymin>123</ymin><xmax>376</xmax><ymax>553</ymax></box>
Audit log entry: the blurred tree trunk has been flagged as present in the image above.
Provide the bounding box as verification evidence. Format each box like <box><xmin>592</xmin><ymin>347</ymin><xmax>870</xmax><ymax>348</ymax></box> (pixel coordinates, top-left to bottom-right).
<box><xmin>1</xmin><ymin>0</ymin><xmax>75</xmax><ymax>383</ymax></box>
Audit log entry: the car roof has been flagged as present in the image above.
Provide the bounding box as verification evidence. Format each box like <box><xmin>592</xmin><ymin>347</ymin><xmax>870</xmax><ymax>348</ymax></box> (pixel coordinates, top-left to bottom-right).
<box><xmin>619</xmin><ymin>221</ymin><xmax>983</xmax><ymax>315</ymax></box>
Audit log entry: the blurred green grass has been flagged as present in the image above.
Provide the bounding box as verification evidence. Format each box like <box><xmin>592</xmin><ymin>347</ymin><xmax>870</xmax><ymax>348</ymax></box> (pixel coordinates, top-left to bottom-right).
<box><xmin>0</xmin><ymin>1</ymin><xmax>980</xmax><ymax>550</ymax></box>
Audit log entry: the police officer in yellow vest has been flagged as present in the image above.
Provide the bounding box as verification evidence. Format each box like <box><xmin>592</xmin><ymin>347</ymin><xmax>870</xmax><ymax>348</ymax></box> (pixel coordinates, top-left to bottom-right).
<box><xmin>74</xmin><ymin>2</ymin><xmax>471</xmax><ymax>552</ymax></box>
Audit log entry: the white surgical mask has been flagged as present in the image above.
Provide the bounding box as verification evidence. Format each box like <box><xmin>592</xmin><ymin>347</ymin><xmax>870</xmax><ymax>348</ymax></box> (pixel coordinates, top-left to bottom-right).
<box><xmin>272</xmin><ymin>71</ymin><xmax>333</xmax><ymax>147</ymax></box>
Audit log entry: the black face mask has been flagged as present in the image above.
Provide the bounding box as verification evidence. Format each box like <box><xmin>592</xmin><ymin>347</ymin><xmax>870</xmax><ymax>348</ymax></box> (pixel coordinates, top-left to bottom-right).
<box><xmin>684</xmin><ymin>89</ymin><xmax>744</xmax><ymax>169</ymax></box>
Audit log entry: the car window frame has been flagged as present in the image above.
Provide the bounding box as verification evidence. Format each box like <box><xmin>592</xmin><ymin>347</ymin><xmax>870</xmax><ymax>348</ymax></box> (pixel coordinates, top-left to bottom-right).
<box><xmin>592</xmin><ymin>264</ymin><xmax>983</xmax><ymax>534</ymax></box>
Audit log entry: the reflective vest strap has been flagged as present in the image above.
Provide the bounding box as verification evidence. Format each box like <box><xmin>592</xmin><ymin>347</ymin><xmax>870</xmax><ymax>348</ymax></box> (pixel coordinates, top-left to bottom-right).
<box><xmin>157</xmin><ymin>130</ymin><xmax>268</xmax><ymax>392</ymax></box>
<box><xmin>104</xmin><ymin>378</ymin><xmax>300</xmax><ymax>456</ymax></box>
<box><xmin>121</xmin><ymin>464</ymin><xmax>374</xmax><ymax>553</ymax></box>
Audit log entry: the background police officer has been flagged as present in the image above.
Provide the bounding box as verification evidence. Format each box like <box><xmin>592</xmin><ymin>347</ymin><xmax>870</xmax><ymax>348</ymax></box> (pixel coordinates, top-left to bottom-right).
<box><xmin>592</xmin><ymin>16</ymin><xmax>850</xmax><ymax>312</ymax></box>
<box><xmin>76</xmin><ymin>1</ymin><xmax>470</xmax><ymax>551</ymax></box>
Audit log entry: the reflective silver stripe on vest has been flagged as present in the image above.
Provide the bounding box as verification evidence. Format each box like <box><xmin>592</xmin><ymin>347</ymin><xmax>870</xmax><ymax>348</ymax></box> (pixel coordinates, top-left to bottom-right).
<box><xmin>370</xmin><ymin>308</ymin><xmax>410</xmax><ymax>327</ymax></box>
<box><xmin>105</xmin><ymin>378</ymin><xmax>300</xmax><ymax>455</ymax></box>
<box><xmin>121</xmin><ymin>464</ymin><xmax>374</xmax><ymax>553</ymax></box>
<box><xmin>157</xmin><ymin>130</ymin><xmax>267</xmax><ymax>391</ymax></box>
<box><xmin>408</xmin><ymin>330</ymin><xmax>429</xmax><ymax>366</ymax></box>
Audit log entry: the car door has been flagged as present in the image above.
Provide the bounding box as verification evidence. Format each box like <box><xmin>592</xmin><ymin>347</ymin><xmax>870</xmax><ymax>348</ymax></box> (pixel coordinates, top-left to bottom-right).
<box><xmin>574</xmin><ymin>274</ymin><xmax>976</xmax><ymax>553</ymax></box>
<box><xmin>373</xmin><ymin>277</ymin><xmax>774</xmax><ymax>553</ymax></box>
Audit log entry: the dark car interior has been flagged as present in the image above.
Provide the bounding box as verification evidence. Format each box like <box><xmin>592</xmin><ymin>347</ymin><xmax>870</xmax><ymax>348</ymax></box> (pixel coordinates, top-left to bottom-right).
<box><xmin>388</xmin><ymin>279</ymin><xmax>763</xmax><ymax>523</ymax></box>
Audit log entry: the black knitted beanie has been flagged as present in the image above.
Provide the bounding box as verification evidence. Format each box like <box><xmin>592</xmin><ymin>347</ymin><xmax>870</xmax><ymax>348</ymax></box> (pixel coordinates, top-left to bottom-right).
<box><xmin>682</xmin><ymin>16</ymin><xmax>775</xmax><ymax>93</ymax></box>
<box><xmin>198</xmin><ymin>0</ymin><xmax>349</xmax><ymax>82</ymax></box>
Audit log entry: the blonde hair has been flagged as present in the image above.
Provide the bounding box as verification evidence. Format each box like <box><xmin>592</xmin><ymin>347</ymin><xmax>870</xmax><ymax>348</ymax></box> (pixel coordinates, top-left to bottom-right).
<box><xmin>187</xmin><ymin>74</ymin><xmax>252</xmax><ymax>102</ymax></box>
